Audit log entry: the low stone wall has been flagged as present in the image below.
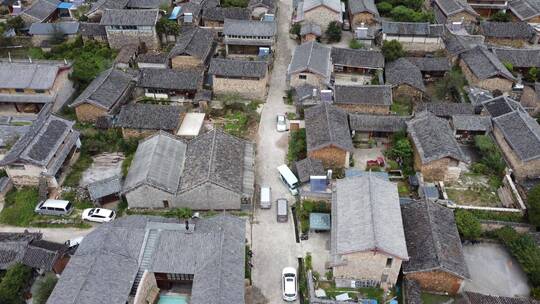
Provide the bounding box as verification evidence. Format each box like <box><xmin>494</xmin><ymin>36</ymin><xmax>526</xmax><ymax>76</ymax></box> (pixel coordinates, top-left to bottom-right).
<box><xmin>479</xmin><ymin>220</ymin><xmax>534</xmax><ymax>234</ymax></box>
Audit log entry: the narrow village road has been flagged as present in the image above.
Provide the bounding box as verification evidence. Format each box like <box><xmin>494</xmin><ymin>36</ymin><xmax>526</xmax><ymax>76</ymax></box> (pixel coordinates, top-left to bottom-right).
<box><xmin>250</xmin><ymin>0</ymin><xmax>299</xmax><ymax>302</ymax></box>
<box><xmin>0</xmin><ymin>225</ymin><xmax>95</xmax><ymax>243</ymax></box>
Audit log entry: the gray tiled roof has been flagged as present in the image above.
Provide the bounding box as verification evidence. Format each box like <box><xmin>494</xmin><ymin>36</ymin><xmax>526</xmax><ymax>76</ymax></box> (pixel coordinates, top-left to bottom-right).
<box><xmin>385</xmin><ymin>58</ymin><xmax>426</xmax><ymax>92</ymax></box>
<box><xmin>416</xmin><ymin>102</ymin><xmax>475</xmax><ymax>117</ymax></box>
<box><xmin>459</xmin><ymin>292</ymin><xmax>540</xmax><ymax>304</ymax></box>
<box><xmin>331</xmin><ymin>47</ymin><xmax>384</xmax><ymax>69</ymax></box>
<box><xmin>71</xmin><ymin>68</ymin><xmax>134</xmax><ymax>111</ymax></box>
<box><xmin>116</xmin><ymin>104</ymin><xmax>185</xmax><ymax>131</ymax></box>
<box><xmin>405</xmin><ymin>56</ymin><xmax>451</xmax><ymax>72</ymax></box>
<box><xmin>452</xmin><ymin>114</ymin><xmax>492</xmax><ymax>132</ymax></box>
<box><xmin>87</xmin><ymin>175</ymin><xmax>122</xmax><ymax>200</ymax></box>
<box><xmin>22</xmin><ymin>0</ymin><xmax>59</xmax><ymax>22</ymax></box>
<box><xmin>492</xmin><ymin>47</ymin><xmax>540</xmax><ymax>68</ymax></box>
<box><xmin>22</xmin><ymin>240</ymin><xmax>66</xmax><ymax>271</ymax></box>
<box><xmin>401</xmin><ymin>200</ymin><xmax>470</xmax><ymax>279</ymax></box>
<box><xmin>332</xmin><ymin>175</ymin><xmax>408</xmax><ymax>260</ymax></box>
<box><xmin>433</xmin><ymin>0</ymin><xmax>477</xmax><ymax>19</ymax></box>
<box><xmin>288</xmin><ymin>41</ymin><xmax>331</xmax><ymax>78</ymax></box>
<box><xmin>460</xmin><ymin>46</ymin><xmax>516</xmax><ymax>81</ymax></box>
<box><xmin>333</xmin><ymin>85</ymin><xmax>392</xmax><ymax>106</ymax></box>
<box><xmin>79</xmin><ymin>22</ymin><xmax>107</xmax><ymax>37</ymax></box>
<box><xmin>29</xmin><ymin>22</ymin><xmax>80</xmax><ymax>35</ymax></box>
<box><xmin>348</xmin><ymin>0</ymin><xmax>378</xmax><ymax>16</ymax></box>
<box><xmin>209</xmin><ymin>58</ymin><xmax>268</xmax><ymax>78</ymax></box>
<box><xmin>0</xmin><ymin>233</ymin><xmax>42</xmax><ymax>270</ymax></box>
<box><xmin>480</xmin><ymin>21</ymin><xmax>535</xmax><ymax>39</ymax></box>
<box><xmin>407</xmin><ymin>111</ymin><xmax>468</xmax><ymax>164</ymax></box>
<box><xmin>87</xmin><ymin>0</ymin><xmax>129</xmax><ymax>15</ymax></box>
<box><xmin>295</xmin><ymin>157</ymin><xmax>325</xmax><ymax>183</ymax></box>
<box><xmin>100</xmin><ymin>9</ymin><xmax>159</xmax><ymax>26</ymax></box>
<box><xmin>0</xmin><ymin>61</ymin><xmax>59</xmax><ymax>90</ymax></box>
<box><xmin>137</xmin><ymin>68</ymin><xmax>203</xmax><ymax>90</ymax></box>
<box><xmin>443</xmin><ymin>33</ymin><xmax>484</xmax><ymax>57</ymax></box>
<box><xmin>382</xmin><ymin>21</ymin><xmax>444</xmax><ymax>37</ymax></box>
<box><xmin>126</xmin><ymin>0</ymin><xmax>161</xmax><ymax>9</ymax></box>
<box><xmin>493</xmin><ymin>109</ymin><xmax>540</xmax><ymax>162</ymax></box>
<box><xmin>404</xmin><ymin>279</ymin><xmax>423</xmax><ymax>304</ymax></box>
<box><xmin>349</xmin><ymin>114</ymin><xmax>409</xmax><ymax>133</ymax></box>
<box><xmin>224</xmin><ymin>19</ymin><xmax>276</xmax><ymax>36</ymax></box>
<box><xmin>482</xmin><ymin>95</ymin><xmax>523</xmax><ymax>118</ymax></box>
<box><xmin>300</xmin><ymin>22</ymin><xmax>321</xmax><ymax>36</ymax></box>
<box><xmin>168</xmin><ymin>26</ymin><xmax>215</xmax><ymax>62</ymax></box>
<box><xmin>509</xmin><ymin>0</ymin><xmax>540</xmax><ymax>21</ymax></box>
<box><xmin>177</xmin><ymin>2</ymin><xmax>202</xmax><ymax>20</ymax></box>
<box><xmin>305</xmin><ymin>102</ymin><xmax>353</xmax><ymax>152</ymax></box>
<box><xmin>136</xmin><ymin>51</ymin><xmax>167</xmax><ymax>64</ymax></box>
<box><xmin>202</xmin><ymin>7</ymin><xmax>251</xmax><ymax>22</ymax></box>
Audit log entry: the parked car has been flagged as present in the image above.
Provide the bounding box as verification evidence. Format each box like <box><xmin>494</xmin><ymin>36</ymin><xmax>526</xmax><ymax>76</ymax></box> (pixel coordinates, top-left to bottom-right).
<box><xmin>276</xmin><ymin>114</ymin><xmax>288</xmax><ymax>132</ymax></box>
<box><xmin>35</xmin><ymin>199</ymin><xmax>73</xmax><ymax>216</ymax></box>
<box><xmin>260</xmin><ymin>186</ymin><xmax>271</xmax><ymax>209</ymax></box>
<box><xmin>282</xmin><ymin>267</ymin><xmax>298</xmax><ymax>301</ymax></box>
<box><xmin>82</xmin><ymin>208</ymin><xmax>116</xmax><ymax>223</ymax></box>
<box><xmin>277</xmin><ymin>198</ymin><xmax>288</xmax><ymax>222</ymax></box>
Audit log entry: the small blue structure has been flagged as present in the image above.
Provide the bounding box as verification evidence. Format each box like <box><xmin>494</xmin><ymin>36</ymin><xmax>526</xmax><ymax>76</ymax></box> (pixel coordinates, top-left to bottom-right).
<box><xmin>309</xmin><ymin>213</ymin><xmax>330</xmax><ymax>231</ymax></box>
<box><xmin>360</xmin><ymin>300</ymin><xmax>377</xmax><ymax>304</ymax></box>
<box><xmin>169</xmin><ymin>6</ymin><xmax>181</xmax><ymax>19</ymax></box>
<box><xmin>57</xmin><ymin>2</ymin><xmax>73</xmax><ymax>9</ymax></box>
<box><xmin>345</xmin><ymin>168</ymin><xmax>389</xmax><ymax>181</ymax></box>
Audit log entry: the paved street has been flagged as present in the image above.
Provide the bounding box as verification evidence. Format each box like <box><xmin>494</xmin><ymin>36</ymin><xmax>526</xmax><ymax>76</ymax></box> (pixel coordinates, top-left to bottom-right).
<box><xmin>0</xmin><ymin>225</ymin><xmax>95</xmax><ymax>243</ymax></box>
<box><xmin>250</xmin><ymin>0</ymin><xmax>299</xmax><ymax>302</ymax></box>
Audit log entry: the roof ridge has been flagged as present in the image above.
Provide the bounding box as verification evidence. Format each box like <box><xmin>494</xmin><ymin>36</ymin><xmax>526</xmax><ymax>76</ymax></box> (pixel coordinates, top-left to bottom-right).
<box><xmin>367</xmin><ymin>173</ymin><xmax>378</xmax><ymax>250</ymax></box>
<box><xmin>206</xmin><ymin>129</ymin><xmax>218</xmax><ymax>181</ymax></box>
<box><xmin>424</xmin><ymin>202</ymin><xmax>444</xmax><ymax>270</ymax></box>
<box><xmin>324</xmin><ymin>102</ymin><xmax>336</xmax><ymax>144</ymax></box>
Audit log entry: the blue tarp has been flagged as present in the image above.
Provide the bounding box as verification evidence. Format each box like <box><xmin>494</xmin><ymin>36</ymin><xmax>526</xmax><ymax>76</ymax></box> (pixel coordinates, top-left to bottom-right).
<box><xmin>309</xmin><ymin>213</ymin><xmax>330</xmax><ymax>231</ymax></box>
<box><xmin>169</xmin><ymin>6</ymin><xmax>181</xmax><ymax>19</ymax></box>
<box><xmin>57</xmin><ymin>2</ymin><xmax>73</xmax><ymax>9</ymax></box>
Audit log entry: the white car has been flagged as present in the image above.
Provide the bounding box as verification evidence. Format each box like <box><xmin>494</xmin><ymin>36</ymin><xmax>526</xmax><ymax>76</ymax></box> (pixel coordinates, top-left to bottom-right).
<box><xmin>82</xmin><ymin>208</ymin><xmax>116</xmax><ymax>223</ymax></box>
<box><xmin>282</xmin><ymin>267</ymin><xmax>297</xmax><ymax>302</ymax></box>
<box><xmin>276</xmin><ymin>114</ymin><xmax>288</xmax><ymax>132</ymax></box>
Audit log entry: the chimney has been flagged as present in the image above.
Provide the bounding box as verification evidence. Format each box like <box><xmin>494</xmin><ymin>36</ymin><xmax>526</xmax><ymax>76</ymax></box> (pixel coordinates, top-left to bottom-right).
<box><xmin>312</xmin><ymin>88</ymin><xmax>317</xmax><ymax>97</ymax></box>
<box><xmin>28</xmin><ymin>57</ymin><xmax>32</xmax><ymax>63</ymax></box>
<box><xmin>326</xmin><ymin>169</ymin><xmax>332</xmax><ymax>181</ymax></box>
<box><xmin>356</xmin><ymin>24</ymin><xmax>368</xmax><ymax>39</ymax></box>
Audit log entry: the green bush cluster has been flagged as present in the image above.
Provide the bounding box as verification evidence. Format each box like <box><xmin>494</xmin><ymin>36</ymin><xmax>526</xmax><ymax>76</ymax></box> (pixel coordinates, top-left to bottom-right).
<box><xmin>222</xmin><ymin>0</ymin><xmax>248</xmax><ymax>7</ymax></box>
<box><xmin>381</xmin><ymin>40</ymin><xmax>404</xmax><ymax>62</ymax></box>
<box><xmin>326</xmin><ymin>21</ymin><xmax>342</xmax><ymax>43</ymax></box>
<box><xmin>376</xmin><ymin>0</ymin><xmax>432</xmax><ymax>22</ymax></box>
<box><xmin>33</xmin><ymin>275</ymin><xmax>58</xmax><ymax>304</ymax></box>
<box><xmin>349</xmin><ymin>39</ymin><xmax>363</xmax><ymax>49</ymax></box>
<box><xmin>224</xmin><ymin>112</ymin><xmax>249</xmax><ymax>137</ymax></box>
<box><xmin>0</xmin><ymin>263</ymin><xmax>32</xmax><ymax>304</ymax></box>
<box><xmin>156</xmin><ymin>17</ymin><xmax>180</xmax><ymax>36</ymax></box>
<box><xmin>434</xmin><ymin>68</ymin><xmax>468</xmax><ymax>102</ymax></box>
<box><xmin>454</xmin><ymin>209</ymin><xmax>482</xmax><ymax>240</ymax></box>
<box><xmin>473</xmin><ymin>135</ymin><xmax>506</xmax><ymax>177</ymax></box>
<box><xmin>489</xmin><ymin>11</ymin><xmax>511</xmax><ymax>22</ymax></box>
<box><xmin>0</xmin><ymin>187</ymin><xmax>39</xmax><ymax>226</ymax></box>
<box><xmin>386</xmin><ymin>131</ymin><xmax>414</xmax><ymax>176</ymax></box>
<box><xmin>528</xmin><ymin>184</ymin><xmax>540</xmax><ymax>227</ymax></box>
<box><xmin>287</xmin><ymin>129</ymin><xmax>307</xmax><ymax>164</ymax></box>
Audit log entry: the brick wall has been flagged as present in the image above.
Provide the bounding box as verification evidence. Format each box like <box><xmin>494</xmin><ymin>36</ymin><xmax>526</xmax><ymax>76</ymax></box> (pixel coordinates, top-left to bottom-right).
<box><xmin>405</xmin><ymin>271</ymin><xmax>463</xmax><ymax>295</ymax></box>
<box><xmin>459</xmin><ymin>59</ymin><xmax>513</xmax><ymax>93</ymax></box>
<box><xmin>335</xmin><ymin>103</ymin><xmax>390</xmax><ymax>114</ymax></box>
<box><xmin>171</xmin><ymin>55</ymin><xmax>204</xmax><ymax>69</ymax></box>
<box><xmin>212</xmin><ymin>73</ymin><xmax>268</xmax><ymax>100</ymax></box>
<box><xmin>106</xmin><ymin>28</ymin><xmax>160</xmax><ymax>50</ymax></box>
<box><xmin>412</xmin><ymin>143</ymin><xmax>461</xmax><ymax>182</ymax></box>
<box><xmin>289</xmin><ymin>71</ymin><xmax>327</xmax><ymax>89</ymax></box>
<box><xmin>6</xmin><ymin>163</ymin><xmax>45</xmax><ymax>187</ymax></box>
<box><xmin>493</xmin><ymin>126</ymin><xmax>540</xmax><ymax>180</ymax></box>
<box><xmin>304</xmin><ymin>6</ymin><xmax>341</xmax><ymax>32</ymax></box>
<box><xmin>333</xmin><ymin>251</ymin><xmax>402</xmax><ymax>288</ymax></box>
<box><xmin>308</xmin><ymin>146</ymin><xmax>349</xmax><ymax>169</ymax></box>
<box><xmin>75</xmin><ymin>103</ymin><xmax>108</xmax><ymax>123</ymax></box>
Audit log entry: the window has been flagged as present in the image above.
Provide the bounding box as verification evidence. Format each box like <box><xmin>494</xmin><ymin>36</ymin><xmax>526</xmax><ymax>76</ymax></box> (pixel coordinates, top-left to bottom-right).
<box><xmin>386</xmin><ymin>258</ymin><xmax>393</xmax><ymax>268</ymax></box>
<box><xmin>299</xmin><ymin>74</ymin><xmax>307</xmax><ymax>80</ymax></box>
<box><xmin>381</xmin><ymin>274</ymin><xmax>388</xmax><ymax>283</ymax></box>
<box><xmin>34</xmin><ymin>89</ymin><xmax>45</xmax><ymax>94</ymax></box>
<box><xmin>8</xmin><ymin>164</ymin><xmax>24</xmax><ymax>170</ymax></box>
<box><xmin>15</xmin><ymin>88</ymin><xmax>24</xmax><ymax>93</ymax></box>
<box><xmin>163</xmin><ymin>200</ymin><xmax>169</xmax><ymax>208</ymax></box>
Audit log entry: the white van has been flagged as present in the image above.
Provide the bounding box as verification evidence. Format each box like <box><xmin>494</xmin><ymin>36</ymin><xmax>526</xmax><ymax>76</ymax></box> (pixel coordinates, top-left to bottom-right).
<box><xmin>277</xmin><ymin>165</ymin><xmax>299</xmax><ymax>195</ymax></box>
<box><xmin>35</xmin><ymin>199</ymin><xmax>74</xmax><ymax>216</ymax></box>
<box><xmin>260</xmin><ymin>186</ymin><xmax>271</xmax><ymax>209</ymax></box>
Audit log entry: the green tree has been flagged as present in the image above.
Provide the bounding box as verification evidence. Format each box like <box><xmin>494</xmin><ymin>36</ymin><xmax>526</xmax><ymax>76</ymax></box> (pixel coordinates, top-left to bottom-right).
<box><xmin>528</xmin><ymin>184</ymin><xmax>540</xmax><ymax>227</ymax></box>
<box><xmin>434</xmin><ymin>68</ymin><xmax>468</xmax><ymax>101</ymax></box>
<box><xmin>490</xmin><ymin>11</ymin><xmax>511</xmax><ymax>22</ymax></box>
<box><xmin>473</xmin><ymin>135</ymin><xmax>506</xmax><ymax>176</ymax></box>
<box><xmin>503</xmin><ymin>61</ymin><xmax>514</xmax><ymax>73</ymax></box>
<box><xmin>0</xmin><ymin>263</ymin><xmax>32</xmax><ymax>304</ymax></box>
<box><xmin>287</xmin><ymin>129</ymin><xmax>307</xmax><ymax>164</ymax></box>
<box><xmin>33</xmin><ymin>275</ymin><xmax>58</xmax><ymax>304</ymax></box>
<box><xmin>222</xmin><ymin>0</ymin><xmax>248</xmax><ymax>7</ymax></box>
<box><xmin>290</xmin><ymin>23</ymin><xmax>301</xmax><ymax>36</ymax></box>
<box><xmin>156</xmin><ymin>17</ymin><xmax>180</xmax><ymax>36</ymax></box>
<box><xmin>349</xmin><ymin>39</ymin><xmax>363</xmax><ymax>49</ymax></box>
<box><xmin>6</xmin><ymin>16</ymin><xmax>24</xmax><ymax>33</ymax></box>
<box><xmin>529</xmin><ymin>67</ymin><xmax>539</xmax><ymax>82</ymax></box>
<box><xmin>381</xmin><ymin>40</ymin><xmax>404</xmax><ymax>62</ymax></box>
<box><xmin>454</xmin><ymin>210</ymin><xmax>482</xmax><ymax>240</ymax></box>
<box><xmin>376</xmin><ymin>2</ymin><xmax>393</xmax><ymax>15</ymax></box>
<box><xmin>325</xmin><ymin>21</ymin><xmax>342</xmax><ymax>43</ymax></box>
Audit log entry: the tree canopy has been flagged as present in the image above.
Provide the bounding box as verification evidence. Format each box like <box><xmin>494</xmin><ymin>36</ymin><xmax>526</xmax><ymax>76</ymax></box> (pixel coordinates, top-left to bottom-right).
<box><xmin>381</xmin><ymin>40</ymin><xmax>404</xmax><ymax>62</ymax></box>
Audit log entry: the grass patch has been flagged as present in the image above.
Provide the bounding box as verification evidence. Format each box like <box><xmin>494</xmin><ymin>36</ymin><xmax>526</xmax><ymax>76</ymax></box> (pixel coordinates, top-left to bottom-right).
<box><xmin>446</xmin><ymin>187</ymin><xmax>500</xmax><ymax>207</ymax></box>
<box><xmin>63</xmin><ymin>154</ymin><xmax>93</xmax><ymax>187</ymax></box>
<box><xmin>10</xmin><ymin>121</ymin><xmax>32</xmax><ymax>126</ymax></box>
<box><xmin>397</xmin><ymin>181</ymin><xmax>410</xmax><ymax>196</ymax></box>
<box><xmin>287</xmin><ymin>129</ymin><xmax>306</xmax><ymax>165</ymax></box>
<box><xmin>468</xmin><ymin>209</ymin><xmax>525</xmax><ymax>222</ymax></box>
<box><xmin>0</xmin><ymin>187</ymin><xmax>39</xmax><ymax>226</ymax></box>
<box><xmin>390</xmin><ymin>99</ymin><xmax>412</xmax><ymax>116</ymax></box>
<box><xmin>60</xmin><ymin>191</ymin><xmax>93</xmax><ymax>210</ymax></box>
<box><xmin>421</xmin><ymin>293</ymin><xmax>454</xmax><ymax>304</ymax></box>
<box><xmin>323</xmin><ymin>287</ymin><xmax>384</xmax><ymax>302</ymax></box>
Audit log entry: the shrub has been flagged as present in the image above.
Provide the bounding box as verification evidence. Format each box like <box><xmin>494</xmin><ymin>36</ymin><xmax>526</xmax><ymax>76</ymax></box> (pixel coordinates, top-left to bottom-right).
<box><xmin>325</xmin><ymin>270</ymin><xmax>333</xmax><ymax>280</ymax></box>
<box><xmin>222</xmin><ymin>0</ymin><xmax>248</xmax><ymax>7</ymax></box>
<box><xmin>473</xmin><ymin>135</ymin><xmax>506</xmax><ymax>177</ymax></box>
<box><xmin>287</xmin><ymin>129</ymin><xmax>307</xmax><ymax>164</ymax></box>
<box><xmin>326</xmin><ymin>21</ymin><xmax>342</xmax><ymax>43</ymax></box>
<box><xmin>528</xmin><ymin>184</ymin><xmax>540</xmax><ymax>227</ymax></box>
<box><xmin>122</xmin><ymin>153</ymin><xmax>134</xmax><ymax>177</ymax></box>
<box><xmin>156</xmin><ymin>17</ymin><xmax>180</xmax><ymax>36</ymax></box>
<box><xmin>376</xmin><ymin>2</ymin><xmax>393</xmax><ymax>15</ymax></box>
<box><xmin>33</xmin><ymin>275</ymin><xmax>58</xmax><ymax>304</ymax></box>
<box><xmin>528</xmin><ymin>67</ymin><xmax>539</xmax><ymax>82</ymax></box>
<box><xmin>349</xmin><ymin>39</ymin><xmax>363</xmax><ymax>49</ymax></box>
<box><xmin>490</xmin><ymin>11</ymin><xmax>511</xmax><ymax>22</ymax></box>
<box><xmin>390</xmin><ymin>5</ymin><xmax>433</xmax><ymax>22</ymax></box>
<box><xmin>387</xmin><ymin>134</ymin><xmax>414</xmax><ymax>176</ymax></box>
<box><xmin>290</xmin><ymin>23</ymin><xmax>301</xmax><ymax>36</ymax></box>
<box><xmin>381</xmin><ymin>40</ymin><xmax>404</xmax><ymax>62</ymax></box>
<box><xmin>0</xmin><ymin>263</ymin><xmax>32</xmax><ymax>304</ymax></box>
<box><xmin>454</xmin><ymin>210</ymin><xmax>482</xmax><ymax>240</ymax></box>
<box><xmin>6</xmin><ymin>16</ymin><xmax>24</xmax><ymax>33</ymax></box>
<box><xmin>305</xmin><ymin>253</ymin><xmax>313</xmax><ymax>270</ymax></box>
<box><xmin>434</xmin><ymin>68</ymin><xmax>468</xmax><ymax>101</ymax></box>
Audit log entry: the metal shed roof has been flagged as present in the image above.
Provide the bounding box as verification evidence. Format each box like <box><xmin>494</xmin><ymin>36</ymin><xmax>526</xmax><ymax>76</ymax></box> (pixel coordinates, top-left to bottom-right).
<box><xmin>309</xmin><ymin>212</ymin><xmax>331</xmax><ymax>231</ymax></box>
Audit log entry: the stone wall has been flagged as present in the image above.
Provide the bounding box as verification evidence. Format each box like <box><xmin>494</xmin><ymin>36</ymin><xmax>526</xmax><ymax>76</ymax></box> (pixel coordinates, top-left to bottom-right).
<box><xmin>106</xmin><ymin>28</ymin><xmax>160</xmax><ymax>50</ymax></box>
<box><xmin>447</xmin><ymin>11</ymin><xmax>477</xmax><ymax>24</ymax></box>
<box><xmin>459</xmin><ymin>59</ymin><xmax>513</xmax><ymax>93</ymax></box>
<box><xmin>125</xmin><ymin>184</ymin><xmax>175</xmax><ymax>208</ymax></box>
<box><xmin>405</xmin><ymin>271</ymin><xmax>463</xmax><ymax>295</ymax></box>
<box><xmin>350</xmin><ymin>12</ymin><xmax>376</xmax><ymax>27</ymax></box>
<box><xmin>176</xmin><ymin>182</ymin><xmax>242</xmax><ymax>210</ymax></box>
<box><xmin>75</xmin><ymin>103</ymin><xmax>108</xmax><ymax>123</ymax></box>
<box><xmin>493</xmin><ymin>126</ymin><xmax>540</xmax><ymax>180</ymax></box>
<box><xmin>304</xmin><ymin>6</ymin><xmax>341</xmax><ymax>32</ymax></box>
<box><xmin>52</xmin><ymin>68</ymin><xmax>76</xmax><ymax>113</ymax></box>
<box><xmin>485</xmin><ymin>37</ymin><xmax>528</xmax><ymax>48</ymax></box>
<box><xmin>335</xmin><ymin>103</ymin><xmax>390</xmax><ymax>114</ymax></box>
<box><xmin>171</xmin><ymin>55</ymin><xmax>204</xmax><ymax>69</ymax></box>
<box><xmin>392</xmin><ymin>84</ymin><xmax>423</xmax><ymax>102</ymax></box>
<box><xmin>212</xmin><ymin>73</ymin><xmax>268</xmax><ymax>100</ymax></box>
<box><xmin>6</xmin><ymin>163</ymin><xmax>44</xmax><ymax>187</ymax></box>
<box><xmin>122</xmin><ymin>128</ymin><xmax>162</xmax><ymax>139</ymax></box>
<box><xmin>383</xmin><ymin>35</ymin><xmax>443</xmax><ymax>52</ymax></box>
<box><xmin>308</xmin><ymin>146</ymin><xmax>349</xmax><ymax>169</ymax></box>
<box><xmin>133</xmin><ymin>271</ymin><xmax>158</xmax><ymax>304</ymax></box>
<box><xmin>333</xmin><ymin>251</ymin><xmax>402</xmax><ymax>288</ymax></box>
<box><xmin>289</xmin><ymin>71</ymin><xmax>327</xmax><ymax>89</ymax></box>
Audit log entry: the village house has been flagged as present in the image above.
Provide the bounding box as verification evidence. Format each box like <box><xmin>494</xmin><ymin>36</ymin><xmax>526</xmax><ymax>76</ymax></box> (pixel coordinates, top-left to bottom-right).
<box><xmin>479</xmin><ymin>21</ymin><xmax>537</xmax><ymax>47</ymax></box>
<box><xmin>20</xmin><ymin>0</ymin><xmax>59</xmax><ymax>25</ymax></box>
<box><xmin>201</xmin><ymin>7</ymin><xmax>251</xmax><ymax>29</ymax></box>
<box><xmin>349</xmin><ymin>113</ymin><xmax>409</xmax><ymax>143</ymax></box>
<box><xmin>407</xmin><ymin>111</ymin><xmax>469</xmax><ymax>182</ymax></box>
<box><xmin>459</xmin><ymin>292</ymin><xmax>540</xmax><ymax>304</ymax></box>
<box><xmin>136</xmin><ymin>51</ymin><xmax>168</xmax><ymax>69</ymax></box>
<box><xmin>415</xmin><ymin>102</ymin><xmax>475</xmax><ymax>119</ymax></box>
<box><xmin>123</xmin><ymin>130</ymin><xmax>255</xmax><ymax>210</ymax></box>
<box><xmin>0</xmin><ymin>232</ymin><xmax>70</xmax><ymax>274</ymax></box>
<box><xmin>401</xmin><ymin>200</ymin><xmax>470</xmax><ymax>295</ymax></box>
<box><xmin>86</xmin><ymin>175</ymin><xmax>122</xmax><ymax>205</ymax></box>
<box><xmin>168</xmin><ymin>26</ymin><xmax>215</xmax><ymax>69</ymax></box>
<box><xmin>29</xmin><ymin>22</ymin><xmax>80</xmax><ymax>48</ymax></box>
<box><xmin>248</xmin><ymin>0</ymin><xmax>276</xmax><ymax>19</ymax></box>
<box><xmin>292</xmin><ymin>84</ymin><xmax>333</xmax><ymax>111</ymax></box>
<box><xmin>432</xmin><ymin>0</ymin><xmax>478</xmax><ymax>25</ymax></box>
<box><xmin>173</xmin><ymin>2</ymin><xmax>202</xmax><ymax>26</ymax></box>
<box><xmin>483</xmin><ymin>96</ymin><xmax>540</xmax><ymax>180</ymax></box>
<box><xmin>223</xmin><ymin>19</ymin><xmax>276</xmax><ymax>57</ymax></box>
<box><xmin>100</xmin><ymin>9</ymin><xmax>160</xmax><ymax>50</ymax></box>
<box><xmin>208</xmin><ymin>58</ymin><xmax>269</xmax><ymax>100</ymax></box>
<box><xmin>305</xmin><ymin>102</ymin><xmax>353</xmax><ymax>169</ymax></box>
<box><xmin>333</xmin><ymin>85</ymin><xmax>392</xmax><ymax>114</ymax></box>
<box><xmin>46</xmin><ymin>214</ymin><xmax>246</xmax><ymax>304</ymax></box>
<box><xmin>492</xmin><ymin>48</ymin><xmax>540</xmax><ymax>77</ymax></box>
<box><xmin>465</xmin><ymin>0</ymin><xmax>507</xmax><ymax>17</ymax></box>
<box><xmin>451</xmin><ymin>114</ymin><xmax>492</xmax><ymax>138</ymax></box>
<box><xmin>115</xmin><ymin>104</ymin><xmax>185</xmax><ymax>139</ymax></box>
<box><xmin>385</xmin><ymin>57</ymin><xmax>426</xmax><ymax>102</ymax></box>
<box><xmin>331</xmin><ymin>47</ymin><xmax>384</xmax><ymax>85</ymax></box>
<box><xmin>287</xmin><ymin>41</ymin><xmax>332</xmax><ymax>89</ymax></box>
<box><xmin>405</xmin><ymin>56</ymin><xmax>451</xmax><ymax>81</ymax></box>
<box><xmin>330</xmin><ymin>174</ymin><xmax>408</xmax><ymax>289</ymax></box>
<box><xmin>85</xmin><ymin>0</ymin><xmax>129</xmax><ymax>21</ymax></box>
<box><xmin>136</xmin><ymin>68</ymin><xmax>203</xmax><ymax>101</ymax></box>
<box><xmin>443</xmin><ymin>31</ymin><xmax>485</xmax><ymax>63</ymax></box>
<box><xmin>508</xmin><ymin>0</ymin><xmax>540</xmax><ymax>25</ymax></box>
<box><xmin>347</xmin><ymin>0</ymin><xmax>378</xmax><ymax>27</ymax></box>
<box><xmin>0</xmin><ymin>59</ymin><xmax>75</xmax><ymax>113</ymax></box>
<box><xmin>294</xmin><ymin>157</ymin><xmax>325</xmax><ymax>184</ymax></box>
<box><xmin>70</xmin><ymin>68</ymin><xmax>135</xmax><ymax>123</ymax></box>
<box><xmin>294</xmin><ymin>0</ymin><xmax>342</xmax><ymax>32</ymax></box>
<box><xmin>299</xmin><ymin>22</ymin><xmax>321</xmax><ymax>42</ymax></box>
<box><xmin>79</xmin><ymin>22</ymin><xmax>108</xmax><ymax>43</ymax></box>
<box><xmin>459</xmin><ymin>46</ymin><xmax>516</xmax><ymax>92</ymax></box>
<box><xmin>0</xmin><ymin>110</ymin><xmax>80</xmax><ymax>188</ymax></box>
<box><xmin>381</xmin><ymin>21</ymin><xmax>444</xmax><ymax>52</ymax></box>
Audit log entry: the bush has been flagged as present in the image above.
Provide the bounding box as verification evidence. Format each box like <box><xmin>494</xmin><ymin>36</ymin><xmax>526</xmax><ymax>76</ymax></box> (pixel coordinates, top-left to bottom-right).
<box><xmin>390</xmin><ymin>5</ymin><xmax>433</xmax><ymax>22</ymax></box>
<box><xmin>0</xmin><ymin>263</ymin><xmax>32</xmax><ymax>304</ymax></box>
<box><xmin>490</xmin><ymin>11</ymin><xmax>511</xmax><ymax>22</ymax></box>
<box><xmin>528</xmin><ymin>67</ymin><xmax>539</xmax><ymax>82</ymax></box>
<box><xmin>156</xmin><ymin>17</ymin><xmax>180</xmax><ymax>36</ymax></box>
<box><xmin>290</xmin><ymin>23</ymin><xmax>301</xmax><ymax>36</ymax></box>
<box><xmin>222</xmin><ymin>0</ymin><xmax>248</xmax><ymax>7</ymax></box>
<box><xmin>473</xmin><ymin>135</ymin><xmax>506</xmax><ymax>177</ymax></box>
<box><xmin>305</xmin><ymin>253</ymin><xmax>313</xmax><ymax>270</ymax></box>
<box><xmin>528</xmin><ymin>184</ymin><xmax>540</xmax><ymax>227</ymax></box>
<box><xmin>349</xmin><ymin>39</ymin><xmax>363</xmax><ymax>49</ymax></box>
<box><xmin>454</xmin><ymin>210</ymin><xmax>482</xmax><ymax>240</ymax></box>
<box><xmin>33</xmin><ymin>275</ymin><xmax>58</xmax><ymax>304</ymax></box>
<box><xmin>326</xmin><ymin>21</ymin><xmax>342</xmax><ymax>43</ymax></box>
<box><xmin>287</xmin><ymin>129</ymin><xmax>307</xmax><ymax>164</ymax></box>
<box><xmin>387</xmin><ymin>132</ymin><xmax>414</xmax><ymax>176</ymax></box>
<box><xmin>376</xmin><ymin>2</ymin><xmax>393</xmax><ymax>15</ymax></box>
<box><xmin>122</xmin><ymin>153</ymin><xmax>134</xmax><ymax>177</ymax></box>
<box><xmin>434</xmin><ymin>68</ymin><xmax>468</xmax><ymax>101</ymax></box>
<box><xmin>381</xmin><ymin>40</ymin><xmax>404</xmax><ymax>62</ymax></box>
<box><xmin>6</xmin><ymin>16</ymin><xmax>24</xmax><ymax>33</ymax></box>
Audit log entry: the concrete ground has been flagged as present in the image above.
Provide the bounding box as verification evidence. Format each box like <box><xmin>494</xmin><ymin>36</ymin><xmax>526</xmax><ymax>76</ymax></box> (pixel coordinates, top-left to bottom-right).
<box><xmin>300</xmin><ymin>231</ymin><xmax>331</xmax><ymax>277</ymax></box>
<box><xmin>463</xmin><ymin>243</ymin><xmax>530</xmax><ymax>297</ymax></box>
<box><xmin>352</xmin><ymin>147</ymin><xmax>385</xmax><ymax>170</ymax></box>
<box><xmin>250</xmin><ymin>0</ymin><xmax>299</xmax><ymax>302</ymax></box>
<box><xmin>80</xmin><ymin>152</ymin><xmax>125</xmax><ymax>186</ymax></box>
<box><xmin>0</xmin><ymin>225</ymin><xmax>95</xmax><ymax>243</ymax></box>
